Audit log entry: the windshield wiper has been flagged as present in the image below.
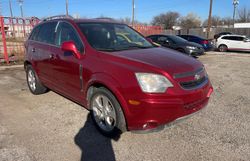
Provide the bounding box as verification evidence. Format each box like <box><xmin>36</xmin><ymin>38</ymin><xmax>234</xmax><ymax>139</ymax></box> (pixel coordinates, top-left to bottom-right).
<box><xmin>95</xmin><ymin>48</ymin><xmax>120</xmax><ymax>52</ymax></box>
<box><xmin>125</xmin><ymin>44</ymin><xmax>154</xmax><ymax>50</ymax></box>
<box><xmin>95</xmin><ymin>45</ymin><xmax>154</xmax><ymax>52</ymax></box>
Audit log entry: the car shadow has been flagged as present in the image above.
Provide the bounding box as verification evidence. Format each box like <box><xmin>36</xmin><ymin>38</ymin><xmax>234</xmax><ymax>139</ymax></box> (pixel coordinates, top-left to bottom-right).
<box><xmin>74</xmin><ymin>113</ymin><xmax>120</xmax><ymax>161</ymax></box>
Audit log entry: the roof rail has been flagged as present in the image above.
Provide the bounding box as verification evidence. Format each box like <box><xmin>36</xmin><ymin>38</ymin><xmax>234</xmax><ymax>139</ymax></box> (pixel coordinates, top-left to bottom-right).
<box><xmin>94</xmin><ymin>17</ymin><xmax>117</xmax><ymax>22</ymax></box>
<box><xmin>42</xmin><ymin>15</ymin><xmax>74</xmax><ymax>21</ymax></box>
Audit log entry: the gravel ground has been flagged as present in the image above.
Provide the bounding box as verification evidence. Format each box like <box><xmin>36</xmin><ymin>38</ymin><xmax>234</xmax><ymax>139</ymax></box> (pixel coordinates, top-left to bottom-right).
<box><xmin>0</xmin><ymin>53</ymin><xmax>250</xmax><ymax>161</ymax></box>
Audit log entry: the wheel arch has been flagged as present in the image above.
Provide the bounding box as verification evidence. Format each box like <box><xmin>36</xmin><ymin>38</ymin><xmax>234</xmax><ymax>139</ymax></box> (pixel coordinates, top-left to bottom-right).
<box><xmin>85</xmin><ymin>74</ymin><xmax>130</xmax><ymax>131</ymax></box>
<box><xmin>218</xmin><ymin>44</ymin><xmax>228</xmax><ymax>52</ymax></box>
<box><xmin>24</xmin><ymin>60</ymin><xmax>32</xmax><ymax>70</ymax></box>
<box><xmin>218</xmin><ymin>44</ymin><xmax>228</xmax><ymax>48</ymax></box>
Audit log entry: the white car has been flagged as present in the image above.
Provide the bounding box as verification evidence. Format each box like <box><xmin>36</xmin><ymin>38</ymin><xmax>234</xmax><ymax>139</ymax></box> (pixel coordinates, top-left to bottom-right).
<box><xmin>216</xmin><ymin>35</ymin><xmax>250</xmax><ymax>52</ymax></box>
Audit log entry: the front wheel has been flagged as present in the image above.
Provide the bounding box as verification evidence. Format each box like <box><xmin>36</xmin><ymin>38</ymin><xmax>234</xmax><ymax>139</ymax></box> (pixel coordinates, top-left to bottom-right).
<box><xmin>218</xmin><ymin>44</ymin><xmax>228</xmax><ymax>52</ymax></box>
<box><xmin>90</xmin><ymin>87</ymin><xmax>126</xmax><ymax>137</ymax></box>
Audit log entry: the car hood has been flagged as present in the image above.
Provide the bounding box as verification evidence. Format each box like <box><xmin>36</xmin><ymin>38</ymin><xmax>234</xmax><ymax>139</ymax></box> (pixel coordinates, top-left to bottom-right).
<box><xmin>114</xmin><ymin>47</ymin><xmax>203</xmax><ymax>77</ymax></box>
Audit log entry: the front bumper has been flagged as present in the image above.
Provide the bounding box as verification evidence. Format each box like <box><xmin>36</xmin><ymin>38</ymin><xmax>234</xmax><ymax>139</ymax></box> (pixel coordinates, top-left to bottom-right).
<box><xmin>186</xmin><ymin>48</ymin><xmax>205</xmax><ymax>56</ymax></box>
<box><xmin>125</xmin><ymin>82</ymin><xmax>213</xmax><ymax>131</ymax></box>
<box><xmin>132</xmin><ymin>104</ymin><xmax>207</xmax><ymax>133</ymax></box>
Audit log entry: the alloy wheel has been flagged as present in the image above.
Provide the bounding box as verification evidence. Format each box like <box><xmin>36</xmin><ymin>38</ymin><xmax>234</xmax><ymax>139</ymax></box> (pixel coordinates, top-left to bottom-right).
<box><xmin>92</xmin><ymin>94</ymin><xmax>117</xmax><ymax>132</ymax></box>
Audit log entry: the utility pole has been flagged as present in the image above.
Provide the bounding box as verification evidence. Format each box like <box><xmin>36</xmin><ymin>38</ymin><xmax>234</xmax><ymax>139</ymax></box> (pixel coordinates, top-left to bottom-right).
<box><xmin>0</xmin><ymin>0</ymin><xmax>2</xmax><ymax>16</ymax></box>
<box><xmin>66</xmin><ymin>0</ymin><xmax>69</xmax><ymax>16</ymax></box>
<box><xmin>233</xmin><ymin>0</ymin><xmax>239</xmax><ymax>27</ymax></box>
<box><xmin>9</xmin><ymin>0</ymin><xmax>14</xmax><ymax>18</ymax></box>
<box><xmin>207</xmin><ymin>0</ymin><xmax>213</xmax><ymax>39</ymax></box>
<box><xmin>132</xmin><ymin>0</ymin><xmax>135</xmax><ymax>27</ymax></box>
<box><xmin>9</xmin><ymin>0</ymin><xmax>15</xmax><ymax>38</ymax></box>
<box><xmin>18</xmin><ymin>0</ymin><xmax>24</xmax><ymax>17</ymax></box>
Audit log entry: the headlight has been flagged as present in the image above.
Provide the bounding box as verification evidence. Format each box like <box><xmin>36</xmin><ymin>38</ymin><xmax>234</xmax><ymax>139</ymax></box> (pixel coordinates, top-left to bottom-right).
<box><xmin>135</xmin><ymin>73</ymin><xmax>173</xmax><ymax>93</ymax></box>
<box><xmin>186</xmin><ymin>46</ymin><xmax>196</xmax><ymax>50</ymax></box>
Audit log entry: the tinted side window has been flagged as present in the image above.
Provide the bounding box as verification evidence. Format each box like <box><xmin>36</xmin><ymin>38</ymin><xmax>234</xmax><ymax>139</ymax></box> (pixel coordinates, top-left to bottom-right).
<box><xmin>29</xmin><ymin>25</ymin><xmax>41</xmax><ymax>41</ymax></box>
<box><xmin>180</xmin><ymin>35</ymin><xmax>188</xmax><ymax>40</ymax></box>
<box><xmin>235</xmin><ymin>36</ymin><xmax>244</xmax><ymax>41</ymax></box>
<box><xmin>222</xmin><ymin>36</ymin><xmax>244</xmax><ymax>41</ymax></box>
<box><xmin>56</xmin><ymin>22</ymin><xmax>84</xmax><ymax>53</ymax></box>
<box><xmin>181</xmin><ymin>35</ymin><xmax>190</xmax><ymax>40</ymax></box>
<box><xmin>222</xmin><ymin>36</ymin><xmax>233</xmax><ymax>40</ymax></box>
<box><xmin>158</xmin><ymin>36</ymin><xmax>168</xmax><ymax>42</ymax></box>
<box><xmin>148</xmin><ymin>36</ymin><xmax>157</xmax><ymax>42</ymax></box>
<box><xmin>37</xmin><ymin>22</ymin><xmax>57</xmax><ymax>45</ymax></box>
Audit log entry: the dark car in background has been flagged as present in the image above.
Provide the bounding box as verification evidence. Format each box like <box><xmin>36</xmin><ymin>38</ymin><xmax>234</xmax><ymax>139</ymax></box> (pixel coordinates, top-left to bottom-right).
<box><xmin>178</xmin><ymin>35</ymin><xmax>214</xmax><ymax>51</ymax></box>
<box><xmin>147</xmin><ymin>34</ymin><xmax>204</xmax><ymax>56</ymax></box>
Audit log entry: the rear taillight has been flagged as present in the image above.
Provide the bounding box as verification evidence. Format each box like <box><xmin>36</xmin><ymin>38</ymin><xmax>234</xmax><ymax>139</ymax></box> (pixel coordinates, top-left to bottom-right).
<box><xmin>202</xmin><ymin>40</ymin><xmax>209</xmax><ymax>44</ymax></box>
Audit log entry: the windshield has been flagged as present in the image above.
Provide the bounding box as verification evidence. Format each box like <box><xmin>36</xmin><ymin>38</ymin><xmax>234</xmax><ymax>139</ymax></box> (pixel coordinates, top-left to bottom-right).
<box><xmin>77</xmin><ymin>23</ymin><xmax>153</xmax><ymax>52</ymax></box>
<box><xmin>168</xmin><ymin>35</ymin><xmax>187</xmax><ymax>43</ymax></box>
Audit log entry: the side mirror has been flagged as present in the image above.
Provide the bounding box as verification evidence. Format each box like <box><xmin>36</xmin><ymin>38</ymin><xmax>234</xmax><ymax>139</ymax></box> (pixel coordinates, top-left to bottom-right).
<box><xmin>164</xmin><ymin>40</ymin><xmax>170</xmax><ymax>44</ymax></box>
<box><xmin>159</xmin><ymin>38</ymin><xmax>169</xmax><ymax>45</ymax></box>
<box><xmin>61</xmin><ymin>41</ymin><xmax>81</xmax><ymax>59</ymax></box>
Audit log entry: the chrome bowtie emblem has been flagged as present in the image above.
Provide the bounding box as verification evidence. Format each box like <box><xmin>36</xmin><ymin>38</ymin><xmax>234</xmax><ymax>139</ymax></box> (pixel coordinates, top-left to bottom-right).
<box><xmin>194</xmin><ymin>74</ymin><xmax>201</xmax><ymax>80</ymax></box>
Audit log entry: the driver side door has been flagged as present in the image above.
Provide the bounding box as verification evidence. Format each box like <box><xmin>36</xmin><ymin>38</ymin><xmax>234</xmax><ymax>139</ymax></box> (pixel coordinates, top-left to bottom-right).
<box><xmin>50</xmin><ymin>21</ymin><xmax>85</xmax><ymax>102</ymax></box>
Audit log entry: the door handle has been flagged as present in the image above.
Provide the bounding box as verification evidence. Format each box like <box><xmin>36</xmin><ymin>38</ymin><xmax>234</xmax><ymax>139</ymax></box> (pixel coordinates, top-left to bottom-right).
<box><xmin>32</xmin><ymin>48</ymin><xmax>36</xmax><ymax>52</ymax></box>
<box><xmin>49</xmin><ymin>54</ymin><xmax>55</xmax><ymax>59</ymax></box>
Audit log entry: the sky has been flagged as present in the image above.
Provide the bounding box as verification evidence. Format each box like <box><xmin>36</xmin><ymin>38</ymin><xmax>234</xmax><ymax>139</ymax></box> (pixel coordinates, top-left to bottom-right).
<box><xmin>1</xmin><ymin>0</ymin><xmax>250</xmax><ymax>23</ymax></box>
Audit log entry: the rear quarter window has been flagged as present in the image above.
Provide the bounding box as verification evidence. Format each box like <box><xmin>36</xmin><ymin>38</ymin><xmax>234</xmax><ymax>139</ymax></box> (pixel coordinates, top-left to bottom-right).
<box><xmin>29</xmin><ymin>25</ymin><xmax>41</xmax><ymax>41</ymax></box>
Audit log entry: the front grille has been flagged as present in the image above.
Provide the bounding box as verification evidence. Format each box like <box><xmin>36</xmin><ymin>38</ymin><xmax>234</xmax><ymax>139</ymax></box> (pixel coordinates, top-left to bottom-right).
<box><xmin>174</xmin><ymin>68</ymin><xmax>204</xmax><ymax>79</ymax></box>
<box><xmin>180</xmin><ymin>76</ymin><xmax>207</xmax><ymax>89</ymax></box>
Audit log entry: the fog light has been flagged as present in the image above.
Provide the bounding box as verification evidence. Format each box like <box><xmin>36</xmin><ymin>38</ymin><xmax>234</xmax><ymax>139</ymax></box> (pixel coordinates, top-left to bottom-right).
<box><xmin>142</xmin><ymin>121</ymin><xmax>158</xmax><ymax>129</ymax></box>
<box><xmin>128</xmin><ymin>100</ymin><xmax>141</xmax><ymax>105</ymax></box>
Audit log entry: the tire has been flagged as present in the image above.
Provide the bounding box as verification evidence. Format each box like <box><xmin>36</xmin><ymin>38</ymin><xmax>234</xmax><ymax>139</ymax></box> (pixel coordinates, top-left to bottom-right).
<box><xmin>177</xmin><ymin>48</ymin><xmax>185</xmax><ymax>53</ymax></box>
<box><xmin>26</xmin><ymin>65</ymin><xmax>48</xmax><ymax>95</ymax></box>
<box><xmin>90</xmin><ymin>87</ymin><xmax>126</xmax><ymax>137</ymax></box>
<box><xmin>218</xmin><ymin>44</ymin><xmax>228</xmax><ymax>52</ymax></box>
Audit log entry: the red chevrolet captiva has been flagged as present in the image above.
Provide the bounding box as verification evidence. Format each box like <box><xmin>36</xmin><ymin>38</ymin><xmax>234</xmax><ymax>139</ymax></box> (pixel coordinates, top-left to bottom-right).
<box><xmin>24</xmin><ymin>15</ymin><xmax>213</xmax><ymax>136</ymax></box>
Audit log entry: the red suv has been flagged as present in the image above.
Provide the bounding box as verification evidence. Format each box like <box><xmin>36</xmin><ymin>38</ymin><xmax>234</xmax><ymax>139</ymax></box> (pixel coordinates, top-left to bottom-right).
<box><xmin>24</xmin><ymin>16</ymin><xmax>213</xmax><ymax>136</ymax></box>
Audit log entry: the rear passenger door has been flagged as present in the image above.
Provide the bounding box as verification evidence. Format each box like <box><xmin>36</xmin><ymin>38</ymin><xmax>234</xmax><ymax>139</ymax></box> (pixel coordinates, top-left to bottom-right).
<box><xmin>234</xmin><ymin>36</ymin><xmax>250</xmax><ymax>50</ymax></box>
<box><xmin>30</xmin><ymin>21</ymin><xmax>58</xmax><ymax>85</ymax></box>
<box><xmin>225</xmin><ymin>36</ymin><xmax>246</xmax><ymax>50</ymax></box>
<box><xmin>51</xmin><ymin>21</ymin><xmax>84</xmax><ymax>102</ymax></box>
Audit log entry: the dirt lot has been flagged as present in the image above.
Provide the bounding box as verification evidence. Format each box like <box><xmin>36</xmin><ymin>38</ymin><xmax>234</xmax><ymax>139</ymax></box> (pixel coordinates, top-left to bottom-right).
<box><xmin>0</xmin><ymin>53</ymin><xmax>250</xmax><ymax>161</ymax></box>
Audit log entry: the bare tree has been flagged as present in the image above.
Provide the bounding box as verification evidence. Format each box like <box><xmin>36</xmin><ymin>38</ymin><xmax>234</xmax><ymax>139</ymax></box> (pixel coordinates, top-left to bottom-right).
<box><xmin>237</xmin><ymin>7</ymin><xmax>250</xmax><ymax>23</ymax></box>
<box><xmin>179</xmin><ymin>13</ymin><xmax>201</xmax><ymax>29</ymax></box>
<box><xmin>203</xmin><ymin>16</ymin><xmax>222</xmax><ymax>27</ymax></box>
<box><xmin>221</xmin><ymin>17</ymin><xmax>234</xmax><ymax>27</ymax></box>
<box><xmin>202</xmin><ymin>16</ymin><xmax>225</xmax><ymax>27</ymax></box>
<box><xmin>118</xmin><ymin>17</ymin><xmax>132</xmax><ymax>25</ymax></box>
<box><xmin>152</xmin><ymin>12</ymin><xmax>180</xmax><ymax>29</ymax></box>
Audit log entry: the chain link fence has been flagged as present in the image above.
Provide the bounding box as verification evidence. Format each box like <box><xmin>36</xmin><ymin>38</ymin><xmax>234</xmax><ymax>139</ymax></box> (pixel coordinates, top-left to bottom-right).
<box><xmin>0</xmin><ymin>16</ymin><xmax>39</xmax><ymax>64</ymax></box>
<box><xmin>163</xmin><ymin>27</ymin><xmax>250</xmax><ymax>39</ymax></box>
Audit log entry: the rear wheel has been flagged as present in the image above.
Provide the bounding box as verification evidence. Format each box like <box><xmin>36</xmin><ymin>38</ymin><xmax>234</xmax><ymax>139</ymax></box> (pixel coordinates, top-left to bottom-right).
<box><xmin>90</xmin><ymin>87</ymin><xmax>126</xmax><ymax>137</ymax></box>
<box><xmin>26</xmin><ymin>65</ymin><xmax>48</xmax><ymax>95</ymax></box>
<box><xmin>218</xmin><ymin>44</ymin><xmax>228</xmax><ymax>52</ymax></box>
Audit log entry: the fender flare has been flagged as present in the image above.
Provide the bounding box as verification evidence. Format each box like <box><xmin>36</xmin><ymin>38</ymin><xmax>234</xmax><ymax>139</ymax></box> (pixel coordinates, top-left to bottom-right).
<box><xmin>85</xmin><ymin>73</ymin><xmax>131</xmax><ymax>119</ymax></box>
